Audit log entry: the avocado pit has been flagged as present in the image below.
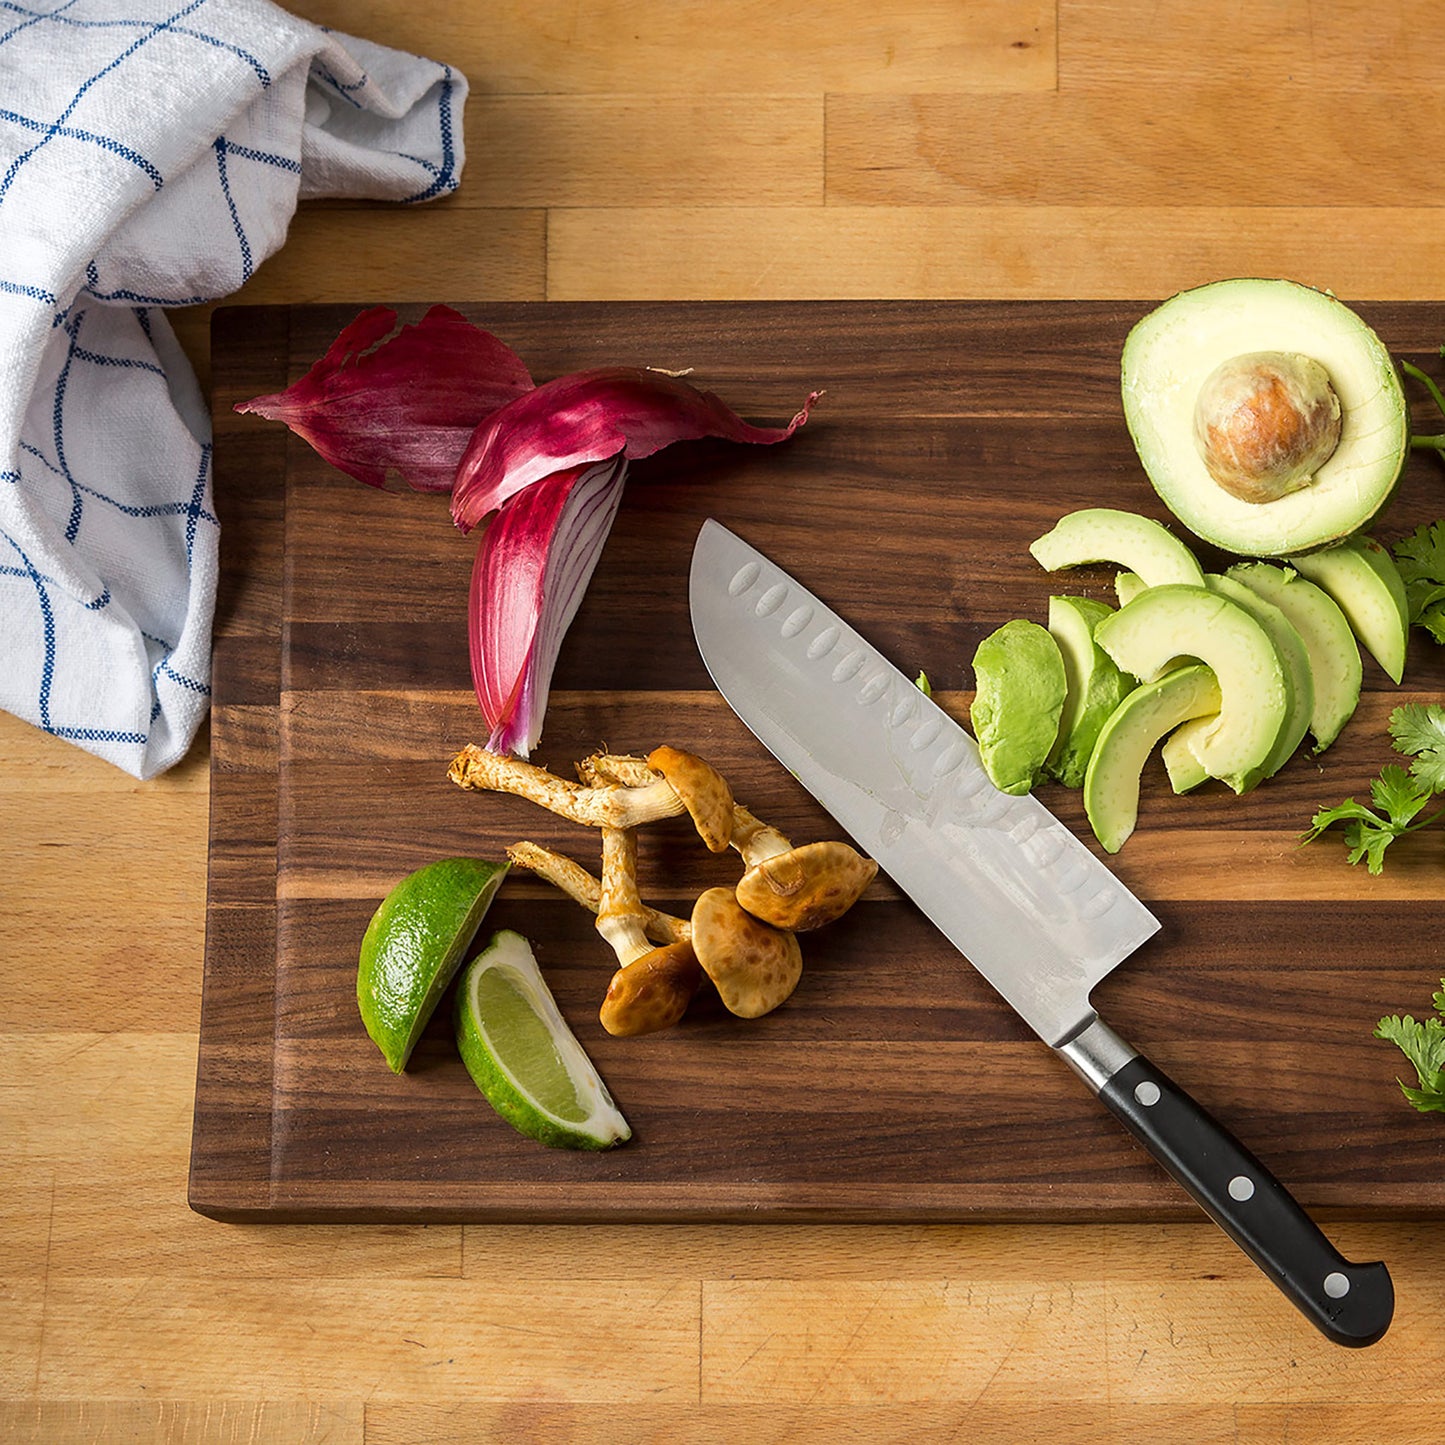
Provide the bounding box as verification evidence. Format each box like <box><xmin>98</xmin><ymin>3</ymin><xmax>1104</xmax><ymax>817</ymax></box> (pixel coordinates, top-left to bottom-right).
<box><xmin>1192</xmin><ymin>351</ymin><xmax>1342</xmax><ymax>505</ymax></box>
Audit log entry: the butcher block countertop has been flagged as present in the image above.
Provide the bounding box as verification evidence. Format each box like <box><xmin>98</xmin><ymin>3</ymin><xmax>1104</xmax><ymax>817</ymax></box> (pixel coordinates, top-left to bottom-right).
<box><xmin>6</xmin><ymin>3</ymin><xmax>1445</xmax><ymax>1441</ymax></box>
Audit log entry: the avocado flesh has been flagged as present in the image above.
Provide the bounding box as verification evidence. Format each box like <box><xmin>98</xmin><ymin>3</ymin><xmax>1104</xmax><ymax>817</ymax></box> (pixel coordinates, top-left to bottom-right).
<box><xmin>1121</xmin><ymin>279</ymin><xmax>1408</xmax><ymax>557</ymax></box>
<box><xmin>1030</xmin><ymin>508</ymin><xmax>1205</xmax><ymax>587</ymax></box>
<box><xmin>1044</xmin><ymin>595</ymin><xmax>1136</xmax><ymax>788</ymax></box>
<box><xmin>1084</xmin><ymin>664</ymin><xmax>1223</xmax><ymax>853</ymax></box>
<box><xmin>1225</xmin><ymin>561</ymin><xmax>1362</xmax><ymax>750</ymax></box>
<box><xmin>1289</xmin><ymin>535</ymin><xmax>1410</xmax><ymax>684</ymax></box>
<box><xmin>1115</xmin><ymin>571</ymin><xmax>1149</xmax><ymax>607</ymax></box>
<box><xmin>969</xmin><ymin>618</ymin><xmax>1067</xmax><ymax>796</ymax></box>
<box><xmin>1162</xmin><ymin>573</ymin><xmax>1314</xmax><ymax>792</ymax></box>
<box><xmin>1093</xmin><ymin>584</ymin><xmax>1288</xmax><ymax>795</ymax></box>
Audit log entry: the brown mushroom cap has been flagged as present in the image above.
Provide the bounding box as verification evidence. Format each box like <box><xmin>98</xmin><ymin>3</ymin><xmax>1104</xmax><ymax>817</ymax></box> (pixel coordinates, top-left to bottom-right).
<box><xmin>689</xmin><ymin>886</ymin><xmax>802</xmax><ymax>1018</ymax></box>
<box><xmin>599</xmin><ymin>942</ymin><xmax>705</xmax><ymax>1037</ymax></box>
<box><xmin>646</xmin><ymin>746</ymin><xmax>735</xmax><ymax>852</ymax></box>
<box><xmin>735</xmin><ymin>840</ymin><xmax>878</xmax><ymax>932</ymax></box>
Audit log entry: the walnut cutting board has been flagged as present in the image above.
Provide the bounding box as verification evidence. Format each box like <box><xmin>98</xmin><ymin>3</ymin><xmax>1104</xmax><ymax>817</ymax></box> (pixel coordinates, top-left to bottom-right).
<box><xmin>190</xmin><ymin>300</ymin><xmax>1445</xmax><ymax>1223</ymax></box>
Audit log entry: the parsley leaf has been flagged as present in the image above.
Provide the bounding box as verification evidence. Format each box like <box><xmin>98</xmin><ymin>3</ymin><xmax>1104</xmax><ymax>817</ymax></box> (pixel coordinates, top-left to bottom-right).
<box><xmin>1375</xmin><ymin>1004</ymin><xmax>1445</xmax><ymax>1114</ymax></box>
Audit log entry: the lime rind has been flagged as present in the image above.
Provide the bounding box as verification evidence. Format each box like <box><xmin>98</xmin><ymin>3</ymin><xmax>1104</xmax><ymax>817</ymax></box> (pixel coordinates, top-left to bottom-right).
<box><xmin>358</xmin><ymin>857</ymin><xmax>510</xmax><ymax>1073</ymax></box>
<box><xmin>456</xmin><ymin>929</ymin><xmax>631</xmax><ymax>1151</ymax></box>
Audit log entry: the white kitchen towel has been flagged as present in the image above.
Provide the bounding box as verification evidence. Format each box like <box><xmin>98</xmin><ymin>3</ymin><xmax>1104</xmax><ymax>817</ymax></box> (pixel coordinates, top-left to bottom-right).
<box><xmin>0</xmin><ymin>1</ymin><xmax>466</xmax><ymax>778</ymax></box>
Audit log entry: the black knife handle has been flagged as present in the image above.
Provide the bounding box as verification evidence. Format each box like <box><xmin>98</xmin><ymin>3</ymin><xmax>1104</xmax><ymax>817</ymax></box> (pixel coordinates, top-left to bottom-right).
<box><xmin>1090</xmin><ymin>1047</ymin><xmax>1393</xmax><ymax>1347</ymax></box>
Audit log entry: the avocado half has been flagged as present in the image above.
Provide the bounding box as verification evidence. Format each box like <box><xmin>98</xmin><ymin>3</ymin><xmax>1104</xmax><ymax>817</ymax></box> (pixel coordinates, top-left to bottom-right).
<box><xmin>1121</xmin><ymin>279</ymin><xmax>1409</xmax><ymax>557</ymax></box>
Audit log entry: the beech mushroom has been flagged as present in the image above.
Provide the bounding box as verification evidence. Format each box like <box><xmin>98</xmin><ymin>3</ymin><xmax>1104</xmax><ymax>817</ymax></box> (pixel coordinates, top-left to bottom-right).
<box><xmin>729</xmin><ymin>804</ymin><xmax>878</xmax><ymax>932</ymax></box>
<box><xmin>688</xmin><ymin>886</ymin><xmax>802</xmax><ymax>1018</ymax></box>
<box><xmin>580</xmin><ymin>752</ymin><xmax>877</xmax><ymax>931</ymax></box>
<box><xmin>506</xmin><ymin>840</ymin><xmax>803</xmax><ymax>1020</ymax></box>
<box><xmin>643</xmin><ymin>746</ymin><xmax>735</xmax><ymax>851</ymax></box>
<box><xmin>593</xmin><ymin>826</ymin><xmax>704</xmax><ymax>1037</ymax></box>
<box><xmin>449</xmin><ymin>744</ymin><xmax>687</xmax><ymax>828</ymax></box>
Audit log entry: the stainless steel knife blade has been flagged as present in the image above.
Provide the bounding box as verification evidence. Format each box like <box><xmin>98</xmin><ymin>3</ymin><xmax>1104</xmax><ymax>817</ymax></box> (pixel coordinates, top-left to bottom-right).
<box><xmin>688</xmin><ymin>518</ymin><xmax>1393</xmax><ymax>1348</ymax></box>
<box><xmin>688</xmin><ymin>516</ymin><xmax>1159</xmax><ymax>1049</ymax></box>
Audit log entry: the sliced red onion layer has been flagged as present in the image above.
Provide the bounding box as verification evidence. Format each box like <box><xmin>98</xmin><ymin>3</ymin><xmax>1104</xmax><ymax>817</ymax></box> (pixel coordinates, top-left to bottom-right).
<box><xmin>236</xmin><ymin>305</ymin><xmax>535</xmax><ymax>493</ymax></box>
<box><xmin>470</xmin><ymin>455</ymin><xmax>630</xmax><ymax>757</ymax></box>
<box><xmin>451</xmin><ymin>367</ymin><xmax>821</xmax><ymax>531</ymax></box>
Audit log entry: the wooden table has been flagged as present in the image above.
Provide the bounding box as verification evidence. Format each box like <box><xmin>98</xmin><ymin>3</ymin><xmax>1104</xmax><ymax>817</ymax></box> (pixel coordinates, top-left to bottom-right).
<box><xmin>5</xmin><ymin>3</ymin><xmax>1443</xmax><ymax>1440</ymax></box>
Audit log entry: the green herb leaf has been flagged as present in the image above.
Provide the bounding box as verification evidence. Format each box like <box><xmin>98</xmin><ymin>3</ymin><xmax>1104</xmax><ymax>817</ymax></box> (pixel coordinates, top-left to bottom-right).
<box><xmin>1387</xmin><ymin>702</ymin><xmax>1445</xmax><ymax>755</ymax></box>
<box><xmin>1343</xmin><ymin>818</ymin><xmax>1395</xmax><ymax>874</ymax></box>
<box><xmin>1374</xmin><ymin>1010</ymin><xmax>1445</xmax><ymax>1113</ymax></box>
<box><xmin>1421</xmin><ymin>601</ymin><xmax>1445</xmax><ymax>646</ymax></box>
<box><xmin>914</xmin><ymin>671</ymin><xmax>932</xmax><ymax>698</ymax></box>
<box><xmin>1404</xmin><ymin>578</ymin><xmax>1445</xmax><ymax>627</ymax></box>
<box><xmin>1301</xmin><ymin>763</ymin><xmax>1442</xmax><ymax>874</ymax></box>
<box><xmin>1302</xmin><ymin>797</ymin><xmax>1380</xmax><ymax>841</ymax></box>
<box><xmin>1387</xmin><ymin>704</ymin><xmax>1445</xmax><ymax>791</ymax></box>
<box><xmin>1370</xmin><ymin>763</ymin><xmax>1435</xmax><ymax>825</ymax></box>
<box><xmin>1393</xmin><ymin>521</ymin><xmax>1445</xmax><ymax>644</ymax></box>
<box><xmin>1392</xmin><ymin>519</ymin><xmax>1445</xmax><ymax>586</ymax></box>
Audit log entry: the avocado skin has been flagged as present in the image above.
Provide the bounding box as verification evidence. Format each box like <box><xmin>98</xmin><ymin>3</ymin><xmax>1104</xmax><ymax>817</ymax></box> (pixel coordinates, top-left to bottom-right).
<box><xmin>970</xmin><ymin>619</ymin><xmax>1067</xmax><ymax>796</ymax></box>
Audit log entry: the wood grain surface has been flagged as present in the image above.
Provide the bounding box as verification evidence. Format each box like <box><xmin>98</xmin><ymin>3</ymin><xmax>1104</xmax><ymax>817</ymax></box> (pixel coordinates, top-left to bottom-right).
<box><xmin>193</xmin><ymin>299</ymin><xmax>1445</xmax><ymax>1226</ymax></box>
<box><xmin>8</xmin><ymin>2</ymin><xmax>1445</xmax><ymax>1441</ymax></box>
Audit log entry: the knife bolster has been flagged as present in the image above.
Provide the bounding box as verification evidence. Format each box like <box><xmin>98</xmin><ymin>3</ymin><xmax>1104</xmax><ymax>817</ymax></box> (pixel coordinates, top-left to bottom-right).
<box><xmin>1056</xmin><ymin>1016</ymin><xmax>1138</xmax><ymax>1094</ymax></box>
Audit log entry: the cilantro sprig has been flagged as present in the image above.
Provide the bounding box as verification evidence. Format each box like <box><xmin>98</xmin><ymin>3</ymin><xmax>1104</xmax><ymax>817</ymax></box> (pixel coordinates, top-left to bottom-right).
<box><xmin>1391</xmin><ymin>518</ymin><xmax>1445</xmax><ymax>644</ymax></box>
<box><xmin>1398</xmin><ymin>353</ymin><xmax>1445</xmax><ymax>636</ymax></box>
<box><xmin>1301</xmin><ymin>704</ymin><xmax>1445</xmax><ymax>872</ymax></box>
<box><xmin>1375</xmin><ymin>979</ymin><xmax>1445</xmax><ymax>1114</ymax></box>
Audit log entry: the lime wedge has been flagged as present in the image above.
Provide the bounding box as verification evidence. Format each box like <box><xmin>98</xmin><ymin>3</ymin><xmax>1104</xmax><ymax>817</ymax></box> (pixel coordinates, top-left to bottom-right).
<box><xmin>455</xmin><ymin>930</ymin><xmax>631</xmax><ymax>1150</ymax></box>
<box><xmin>358</xmin><ymin>857</ymin><xmax>510</xmax><ymax>1073</ymax></box>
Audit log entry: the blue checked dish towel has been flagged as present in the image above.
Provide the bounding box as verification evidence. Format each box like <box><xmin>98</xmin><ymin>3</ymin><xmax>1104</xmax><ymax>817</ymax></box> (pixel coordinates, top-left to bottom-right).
<box><xmin>0</xmin><ymin>1</ymin><xmax>466</xmax><ymax>778</ymax></box>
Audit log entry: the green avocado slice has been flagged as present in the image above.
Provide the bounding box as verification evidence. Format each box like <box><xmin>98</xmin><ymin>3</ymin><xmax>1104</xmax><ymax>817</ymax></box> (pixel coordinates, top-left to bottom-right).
<box><xmin>1121</xmin><ymin>279</ymin><xmax>1408</xmax><ymax>557</ymax></box>
<box><xmin>1225</xmin><ymin>561</ymin><xmax>1362</xmax><ymax>751</ymax></box>
<box><xmin>969</xmin><ymin>618</ymin><xmax>1067</xmax><ymax>796</ymax></box>
<box><xmin>1044</xmin><ymin>595</ymin><xmax>1136</xmax><ymax>789</ymax></box>
<box><xmin>1093</xmin><ymin>584</ymin><xmax>1288</xmax><ymax>795</ymax></box>
<box><xmin>1289</xmin><ymin>535</ymin><xmax>1410</xmax><ymax>685</ymax></box>
<box><xmin>1029</xmin><ymin>508</ymin><xmax>1205</xmax><ymax>587</ymax></box>
<box><xmin>1084</xmin><ymin>664</ymin><xmax>1223</xmax><ymax>853</ymax></box>
<box><xmin>1162</xmin><ymin>573</ymin><xmax>1315</xmax><ymax>792</ymax></box>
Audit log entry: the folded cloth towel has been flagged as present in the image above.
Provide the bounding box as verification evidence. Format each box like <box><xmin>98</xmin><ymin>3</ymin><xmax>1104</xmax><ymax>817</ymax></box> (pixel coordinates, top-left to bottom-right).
<box><xmin>0</xmin><ymin>0</ymin><xmax>466</xmax><ymax>778</ymax></box>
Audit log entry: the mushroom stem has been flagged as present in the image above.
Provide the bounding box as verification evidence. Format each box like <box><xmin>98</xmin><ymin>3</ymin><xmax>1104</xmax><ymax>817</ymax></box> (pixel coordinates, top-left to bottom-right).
<box><xmin>449</xmin><ymin>744</ymin><xmax>686</xmax><ymax>828</ymax></box>
<box><xmin>505</xmin><ymin>837</ymin><xmax>701</xmax><ymax>1038</ymax></box>
<box><xmin>577</xmin><ymin>748</ymin><xmax>735</xmax><ymax>852</ymax></box>
<box><xmin>505</xmin><ymin>840</ymin><xmax>688</xmax><ymax>944</ymax></box>
<box><xmin>505</xmin><ymin>840</ymin><xmax>802</xmax><ymax>1021</ymax></box>
<box><xmin>597</xmin><ymin>827</ymin><xmax>655</xmax><ymax>966</ymax></box>
<box><xmin>579</xmin><ymin>754</ymin><xmax>796</xmax><ymax>863</ymax></box>
<box><xmin>729</xmin><ymin>803</ymin><xmax>796</xmax><ymax>869</ymax></box>
<box><xmin>577</xmin><ymin>753</ymin><xmax>875</xmax><ymax>930</ymax></box>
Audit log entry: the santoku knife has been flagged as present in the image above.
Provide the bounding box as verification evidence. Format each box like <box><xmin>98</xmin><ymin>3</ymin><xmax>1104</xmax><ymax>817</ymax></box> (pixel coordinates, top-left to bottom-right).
<box><xmin>689</xmin><ymin>518</ymin><xmax>1393</xmax><ymax>1348</ymax></box>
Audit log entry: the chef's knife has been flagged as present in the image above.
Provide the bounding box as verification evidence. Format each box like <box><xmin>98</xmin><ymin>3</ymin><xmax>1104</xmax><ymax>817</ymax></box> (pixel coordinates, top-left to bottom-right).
<box><xmin>689</xmin><ymin>518</ymin><xmax>1393</xmax><ymax>1348</ymax></box>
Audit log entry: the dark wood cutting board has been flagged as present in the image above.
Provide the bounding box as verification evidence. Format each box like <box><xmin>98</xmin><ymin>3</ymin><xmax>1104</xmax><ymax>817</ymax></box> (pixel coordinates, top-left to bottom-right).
<box><xmin>191</xmin><ymin>300</ymin><xmax>1445</xmax><ymax>1223</ymax></box>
